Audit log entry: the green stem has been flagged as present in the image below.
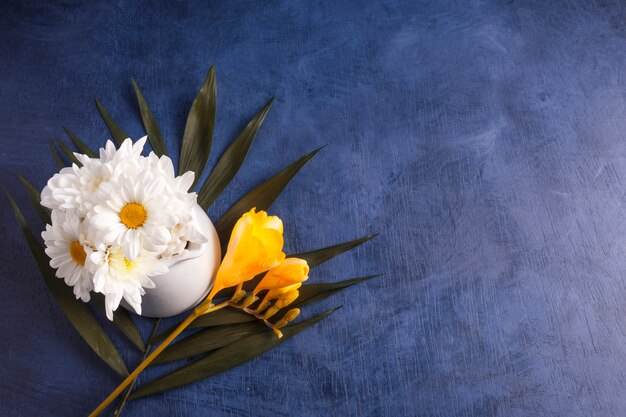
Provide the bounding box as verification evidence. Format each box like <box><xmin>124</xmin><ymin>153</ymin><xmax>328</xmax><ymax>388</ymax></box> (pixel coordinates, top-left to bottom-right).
<box><xmin>112</xmin><ymin>318</ymin><xmax>161</xmax><ymax>417</ymax></box>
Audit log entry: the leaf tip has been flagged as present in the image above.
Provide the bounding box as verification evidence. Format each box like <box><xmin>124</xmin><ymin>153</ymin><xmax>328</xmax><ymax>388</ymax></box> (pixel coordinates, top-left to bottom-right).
<box><xmin>310</xmin><ymin>306</ymin><xmax>343</xmax><ymax>323</ymax></box>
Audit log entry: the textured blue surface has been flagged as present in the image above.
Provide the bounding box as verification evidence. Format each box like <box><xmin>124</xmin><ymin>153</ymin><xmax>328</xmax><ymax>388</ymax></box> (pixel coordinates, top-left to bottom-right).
<box><xmin>3</xmin><ymin>0</ymin><xmax>626</xmax><ymax>416</ymax></box>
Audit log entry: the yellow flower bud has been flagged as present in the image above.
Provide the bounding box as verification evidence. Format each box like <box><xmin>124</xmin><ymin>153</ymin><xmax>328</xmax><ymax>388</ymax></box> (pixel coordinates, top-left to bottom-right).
<box><xmin>283</xmin><ymin>308</ymin><xmax>300</xmax><ymax>322</ymax></box>
<box><xmin>274</xmin><ymin>308</ymin><xmax>301</xmax><ymax>328</ymax></box>
<box><xmin>208</xmin><ymin>208</ymin><xmax>286</xmax><ymax>299</ymax></box>
<box><xmin>274</xmin><ymin>289</ymin><xmax>300</xmax><ymax>309</ymax></box>
<box><xmin>253</xmin><ymin>257</ymin><xmax>309</xmax><ymax>295</ymax></box>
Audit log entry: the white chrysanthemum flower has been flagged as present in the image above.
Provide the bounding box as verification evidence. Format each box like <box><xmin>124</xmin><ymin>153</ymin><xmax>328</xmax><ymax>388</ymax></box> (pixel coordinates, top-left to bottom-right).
<box><xmin>41</xmin><ymin>210</ymin><xmax>93</xmax><ymax>302</ymax></box>
<box><xmin>88</xmin><ymin>170</ymin><xmax>177</xmax><ymax>260</ymax></box>
<box><xmin>143</xmin><ymin>152</ymin><xmax>195</xmax><ymax>195</ymax></box>
<box><xmin>100</xmin><ymin>136</ymin><xmax>146</xmax><ymax>165</ymax></box>
<box><xmin>90</xmin><ymin>245</ymin><xmax>167</xmax><ymax>320</ymax></box>
<box><xmin>40</xmin><ymin>166</ymin><xmax>82</xmax><ymax>211</ymax></box>
<box><xmin>159</xmin><ymin>214</ymin><xmax>208</xmax><ymax>259</ymax></box>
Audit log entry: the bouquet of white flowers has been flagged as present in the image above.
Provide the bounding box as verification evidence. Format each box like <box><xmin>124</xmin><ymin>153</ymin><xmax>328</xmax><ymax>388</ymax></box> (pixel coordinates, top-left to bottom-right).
<box><xmin>41</xmin><ymin>137</ymin><xmax>209</xmax><ymax>319</ymax></box>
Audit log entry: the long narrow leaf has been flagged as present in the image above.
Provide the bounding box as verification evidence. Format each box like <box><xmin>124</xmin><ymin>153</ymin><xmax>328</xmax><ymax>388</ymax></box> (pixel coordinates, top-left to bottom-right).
<box><xmin>152</xmin><ymin>321</ymin><xmax>266</xmax><ymax>365</ymax></box>
<box><xmin>63</xmin><ymin>127</ymin><xmax>97</xmax><ymax>157</ymax></box>
<box><xmin>48</xmin><ymin>142</ymin><xmax>65</xmax><ymax>169</ymax></box>
<box><xmin>293</xmin><ymin>234</ymin><xmax>378</xmax><ymax>267</ymax></box>
<box><xmin>95</xmin><ymin>99</ymin><xmax>129</xmax><ymax>145</ymax></box>
<box><xmin>91</xmin><ymin>293</ymin><xmax>145</xmax><ymax>352</ymax></box>
<box><xmin>151</xmin><ymin>308</ymin><xmax>255</xmax><ymax>343</ymax></box>
<box><xmin>132</xmin><ymin>79</ymin><xmax>168</xmax><ymax>157</ymax></box>
<box><xmin>17</xmin><ymin>174</ymin><xmax>50</xmax><ymax>225</ymax></box>
<box><xmin>292</xmin><ymin>275</ymin><xmax>380</xmax><ymax>308</ymax></box>
<box><xmin>130</xmin><ymin>307</ymin><xmax>339</xmax><ymax>399</ymax></box>
<box><xmin>5</xmin><ymin>192</ymin><xmax>129</xmax><ymax>377</ymax></box>
<box><xmin>55</xmin><ymin>138</ymin><xmax>81</xmax><ymax>166</ymax></box>
<box><xmin>215</xmin><ymin>147</ymin><xmax>323</xmax><ymax>243</ymax></box>
<box><xmin>197</xmin><ymin>98</ymin><xmax>273</xmax><ymax>209</ymax></box>
<box><xmin>190</xmin><ymin>306</ymin><xmax>256</xmax><ymax>328</ymax></box>
<box><xmin>178</xmin><ymin>66</ymin><xmax>216</xmax><ymax>187</ymax></box>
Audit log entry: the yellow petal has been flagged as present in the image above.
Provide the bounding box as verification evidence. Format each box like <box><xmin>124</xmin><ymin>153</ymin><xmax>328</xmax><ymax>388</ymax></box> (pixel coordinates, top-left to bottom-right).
<box><xmin>265</xmin><ymin>282</ymin><xmax>302</xmax><ymax>301</ymax></box>
<box><xmin>208</xmin><ymin>208</ymin><xmax>286</xmax><ymax>299</ymax></box>
<box><xmin>275</xmin><ymin>290</ymin><xmax>300</xmax><ymax>309</ymax></box>
<box><xmin>253</xmin><ymin>257</ymin><xmax>309</xmax><ymax>294</ymax></box>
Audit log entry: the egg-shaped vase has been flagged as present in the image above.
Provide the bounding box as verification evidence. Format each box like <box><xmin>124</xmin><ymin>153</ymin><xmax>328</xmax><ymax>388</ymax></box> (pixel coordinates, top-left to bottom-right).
<box><xmin>123</xmin><ymin>204</ymin><xmax>221</xmax><ymax>318</ymax></box>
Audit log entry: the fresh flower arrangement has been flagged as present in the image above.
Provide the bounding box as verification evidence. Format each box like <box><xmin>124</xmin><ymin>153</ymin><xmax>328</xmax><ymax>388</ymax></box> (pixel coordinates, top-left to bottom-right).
<box><xmin>6</xmin><ymin>67</ymin><xmax>378</xmax><ymax>416</ymax></box>
<box><xmin>41</xmin><ymin>137</ymin><xmax>206</xmax><ymax>319</ymax></box>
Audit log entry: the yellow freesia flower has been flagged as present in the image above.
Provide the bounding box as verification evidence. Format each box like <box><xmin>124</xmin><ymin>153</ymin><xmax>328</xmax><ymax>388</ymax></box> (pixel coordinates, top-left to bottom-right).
<box><xmin>207</xmin><ymin>208</ymin><xmax>286</xmax><ymax>299</ymax></box>
<box><xmin>253</xmin><ymin>257</ymin><xmax>309</xmax><ymax>295</ymax></box>
<box><xmin>262</xmin><ymin>289</ymin><xmax>300</xmax><ymax>319</ymax></box>
<box><xmin>265</xmin><ymin>282</ymin><xmax>302</xmax><ymax>300</ymax></box>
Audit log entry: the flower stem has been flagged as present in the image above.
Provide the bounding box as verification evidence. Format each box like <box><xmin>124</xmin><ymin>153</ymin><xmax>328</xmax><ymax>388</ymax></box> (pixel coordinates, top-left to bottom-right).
<box><xmin>88</xmin><ymin>302</ymin><xmax>227</xmax><ymax>417</ymax></box>
<box><xmin>112</xmin><ymin>318</ymin><xmax>161</xmax><ymax>417</ymax></box>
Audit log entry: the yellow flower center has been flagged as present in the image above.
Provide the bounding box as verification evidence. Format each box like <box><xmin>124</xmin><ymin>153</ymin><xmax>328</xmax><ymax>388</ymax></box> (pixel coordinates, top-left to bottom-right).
<box><xmin>124</xmin><ymin>257</ymin><xmax>136</xmax><ymax>271</ymax></box>
<box><xmin>119</xmin><ymin>203</ymin><xmax>147</xmax><ymax>229</ymax></box>
<box><xmin>69</xmin><ymin>241</ymin><xmax>86</xmax><ymax>266</ymax></box>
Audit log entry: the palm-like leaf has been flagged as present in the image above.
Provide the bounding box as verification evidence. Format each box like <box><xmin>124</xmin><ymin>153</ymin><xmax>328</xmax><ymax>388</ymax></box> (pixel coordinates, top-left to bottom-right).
<box><xmin>5</xmin><ymin>191</ymin><xmax>129</xmax><ymax>377</ymax></box>
<box><xmin>132</xmin><ymin>79</ymin><xmax>168</xmax><ymax>157</ymax></box>
<box><xmin>17</xmin><ymin>175</ymin><xmax>50</xmax><ymax>225</ymax></box>
<box><xmin>178</xmin><ymin>66</ymin><xmax>216</xmax><ymax>187</ymax></box>
<box><xmin>55</xmin><ymin>138</ymin><xmax>80</xmax><ymax>166</ymax></box>
<box><xmin>130</xmin><ymin>308</ymin><xmax>339</xmax><ymax>399</ymax></box>
<box><xmin>91</xmin><ymin>293</ymin><xmax>145</xmax><ymax>352</ymax></box>
<box><xmin>63</xmin><ymin>127</ymin><xmax>97</xmax><ymax>157</ymax></box>
<box><xmin>292</xmin><ymin>275</ymin><xmax>379</xmax><ymax>308</ymax></box>
<box><xmin>152</xmin><ymin>321</ymin><xmax>266</xmax><ymax>365</ymax></box>
<box><xmin>215</xmin><ymin>147</ymin><xmax>323</xmax><ymax>243</ymax></box>
<box><xmin>95</xmin><ymin>99</ymin><xmax>129</xmax><ymax>145</ymax></box>
<box><xmin>197</xmin><ymin>98</ymin><xmax>273</xmax><ymax>209</ymax></box>
<box><xmin>48</xmin><ymin>142</ymin><xmax>65</xmax><ymax>169</ymax></box>
<box><xmin>293</xmin><ymin>234</ymin><xmax>379</xmax><ymax>267</ymax></box>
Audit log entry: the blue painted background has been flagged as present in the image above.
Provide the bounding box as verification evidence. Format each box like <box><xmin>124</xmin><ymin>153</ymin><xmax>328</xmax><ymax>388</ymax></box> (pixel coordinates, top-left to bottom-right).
<box><xmin>2</xmin><ymin>0</ymin><xmax>626</xmax><ymax>416</ymax></box>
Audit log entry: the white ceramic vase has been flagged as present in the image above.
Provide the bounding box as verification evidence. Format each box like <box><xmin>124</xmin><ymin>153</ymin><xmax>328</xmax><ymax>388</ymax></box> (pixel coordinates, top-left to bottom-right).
<box><xmin>122</xmin><ymin>204</ymin><xmax>221</xmax><ymax>318</ymax></box>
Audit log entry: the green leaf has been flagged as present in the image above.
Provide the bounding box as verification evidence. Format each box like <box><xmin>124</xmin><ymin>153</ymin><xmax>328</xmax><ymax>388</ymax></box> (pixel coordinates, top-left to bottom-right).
<box><xmin>151</xmin><ymin>308</ymin><xmax>255</xmax><ymax>344</ymax></box>
<box><xmin>292</xmin><ymin>275</ymin><xmax>380</xmax><ymax>309</ymax></box>
<box><xmin>91</xmin><ymin>293</ymin><xmax>145</xmax><ymax>352</ymax></box>
<box><xmin>63</xmin><ymin>127</ymin><xmax>97</xmax><ymax>158</ymax></box>
<box><xmin>95</xmin><ymin>99</ymin><xmax>129</xmax><ymax>145</ymax></box>
<box><xmin>152</xmin><ymin>321</ymin><xmax>266</xmax><ymax>365</ymax></box>
<box><xmin>215</xmin><ymin>147</ymin><xmax>323</xmax><ymax>243</ymax></box>
<box><xmin>178</xmin><ymin>66</ymin><xmax>216</xmax><ymax>188</ymax></box>
<box><xmin>132</xmin><ymin>79</ymin><xmax>168</xmax><ymax>157</ymax></box>
<box><xmin>4</xmin><ymin>191</ymin><xmax>129</xmax><ymax>377</ymax></box>
<box><xmin>197</xmin><ymin>98</ymin><xmax>273</xmax><ymax>210</ymax></box>
<box><xmin>48</xmin><ymin>141</ymin><xmax>65</xmax><ymax>169</ymax></box>
<box><xmin>55</xmin><ymin>138</ymin><xmax>81</xmax><ymax>166</ymax></box>
<box><xmin>293</xmin><ymin>234</ymin><xmax>379</xmax><ymax>267</ymax></box>
<box><xmin>130</xmin><ymin>307</ymin><xmax>339</xmax><ymax>399</ymax></box>
<box><xmin>16</xmin><ymin>174</ymin><xmax>50</xmax><ymax>225</ymax></box>
<box><xmin>190</xmin><ymin>306</ymin><xmax>256</xmax><ymax>328</ymax></box>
